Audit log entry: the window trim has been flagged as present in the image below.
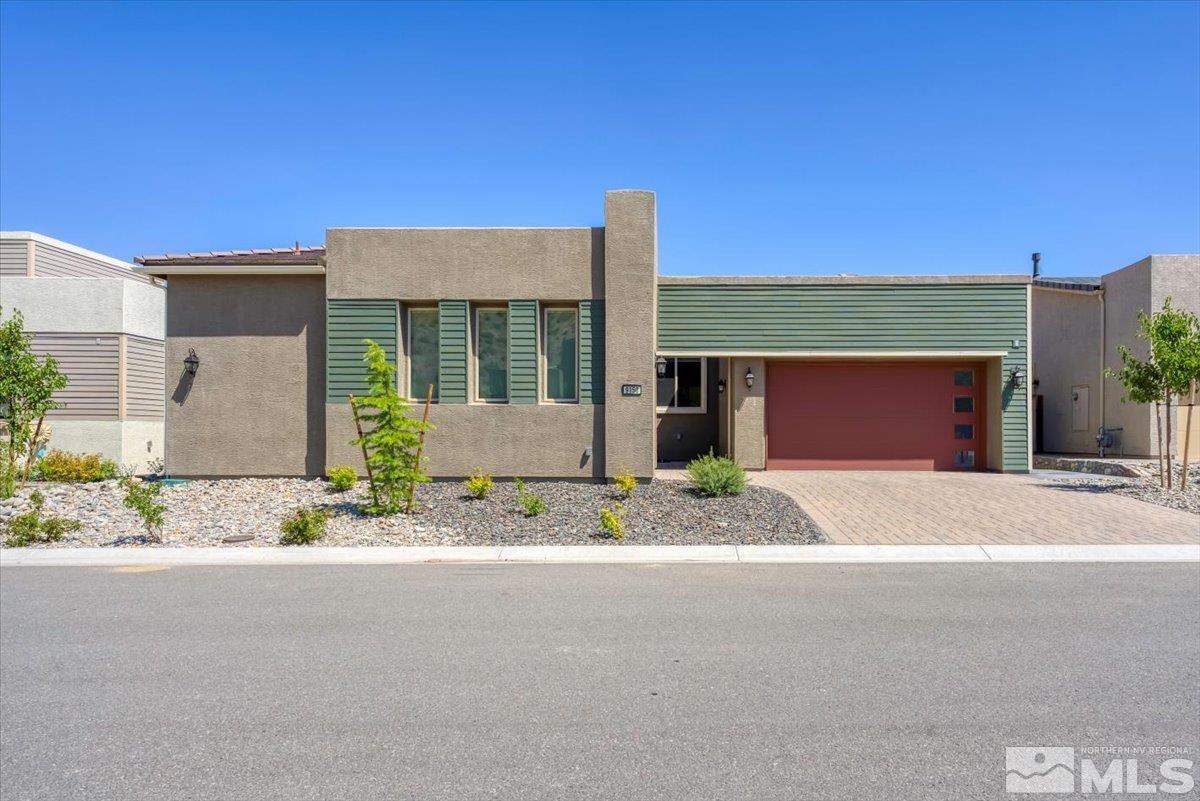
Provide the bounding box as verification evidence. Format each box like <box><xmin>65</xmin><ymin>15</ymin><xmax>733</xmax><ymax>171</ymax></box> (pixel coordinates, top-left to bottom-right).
<box><xmin>405</xmin><ymin>305</ymin><xmax>439</xmax><ymax>403</ymax></box>
<box><xmin>472</xmin><ymin>304</ymin><xmax>510</xmax><ymax>404</ymax></box>
<box><xmin>953</xmin><ymin>395</ymin><xmax>975</xmax><ymax>414</ymax></box>
<box><xmin>539</xmin><ymin>304</ymin><xmax>579</xmax><ymax>404</ymax></box>
<box><xmin>656</xmin><ymin>356</ymin><xmax>708</xmax><ymax>415</ymax></box>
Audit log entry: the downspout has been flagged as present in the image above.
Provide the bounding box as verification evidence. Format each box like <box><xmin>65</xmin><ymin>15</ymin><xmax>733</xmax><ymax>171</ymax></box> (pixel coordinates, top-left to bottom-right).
<box><xmin>1098</xmin><ymin>285</ymin><xmax>1106</xmax><ymax>438</ymax></box>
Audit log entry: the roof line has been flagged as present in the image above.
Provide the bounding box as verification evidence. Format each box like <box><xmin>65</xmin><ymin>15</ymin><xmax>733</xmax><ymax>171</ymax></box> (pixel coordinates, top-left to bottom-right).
<box><xmin>0</xmin><ymin>231</ymin><xmax>137</xmax><ymax>271</ymax></box>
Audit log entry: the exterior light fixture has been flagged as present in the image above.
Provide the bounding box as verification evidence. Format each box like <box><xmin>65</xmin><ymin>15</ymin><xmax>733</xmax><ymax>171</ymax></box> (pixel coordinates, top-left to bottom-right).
<box><xmin>1008</xmin><ymin>366</ymin><xmax>1025</xmax><ymax>388</ymax></box>
<box><xmin>744</xmin><ymin>366</ymin><xmax>755</xmax><ymax>389</ymax></box>
<box><xmin>183</xmin><ymin>348</ymin><xmax>200</xmax><ymax>376</ymax></box>
<box><xmin>717</xmin><ymin>378</ymin><xmax>726</xmax><ymax>394</ymax></box>
<box><xmin>655</xmin><ymin>355</ymin><xmax>668</xmax><ymax>377</ymax></box>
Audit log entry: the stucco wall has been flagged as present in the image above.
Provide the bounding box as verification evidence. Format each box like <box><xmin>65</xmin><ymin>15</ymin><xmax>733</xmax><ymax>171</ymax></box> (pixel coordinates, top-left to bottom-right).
<box><xmin>1101</xmin><ymin>259</ymin><xmax>1154</xmax><ymax>457</ymax></box>
<box><xmin>39</xmin><ymin>420</ymin><xmax>163</xmax><ymax>473</ymax></box>
<box><xmin>165</xmin><ymin>276</ymin><xmax>325</xmax><ymax>476</ymax></box>
<box><xmin>731</xmin><ymin>357</ymin><xmax>766</xmax><ymax>469</ymax></box>
<box><xmin>656</xmin><ymin>361</ymin><xmax>720</xmax><ymax>463</ymax></box>
<box><xmin>0</xmin><ymin>277</ymin><xmax>164</xmax><ymax>340</ymax></box>
<box><xmin>602</xmin><ymin>191</ymin><xmax>658</xmax><ymax>478</ymax></box>
<box><xmin>1031</xmin><ymin>287</ymin><xmax>1102</xmax><ymax>453</ymax></box>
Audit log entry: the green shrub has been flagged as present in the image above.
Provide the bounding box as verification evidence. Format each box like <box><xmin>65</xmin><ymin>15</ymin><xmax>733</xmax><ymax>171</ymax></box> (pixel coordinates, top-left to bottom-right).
<box><xmin>3</xmin><ymin>490</ymin><xmax>81</xmax><ymax>547</ymax></box>
<box><xmin>599</xmin><ymin>503</ymin><xmax>625</xmax><ymax>540</ymax></box>
<box><xmin>464</xmin><ymin>470</ymin><xmax>494</xmax><ymax>500</ymax></box>
<box><xmin>513</xmin><ymin>477</ymin><xmax>546</xmax><ymax>517</ymax></box>
<box><xmin>119</xmin><ymin>474</ymin><xmax>166</xmax><ymax>542</ymax></box>
<box><xmin>33</xmin><ymin>450</ymin><xmax>119</xmax><ymax>483</ymax></box>
<box><xmin>326</xmin><ymin>465</ymin><xmax>358</xmax><ymax>492</ymax></box>
<box><xmin>686</xmin><ymin>451</ymin><xmax>747</xmax><ymax>497</ymax></box>
<box><xmin>613</xmin><ymin>472</ymin><xmax>637</xmax><ymax>499</ymax></box>
<box><xmin>280</xmin><ymin>507</ymin><xmax>331</xmax><ymax>546</ymax></box>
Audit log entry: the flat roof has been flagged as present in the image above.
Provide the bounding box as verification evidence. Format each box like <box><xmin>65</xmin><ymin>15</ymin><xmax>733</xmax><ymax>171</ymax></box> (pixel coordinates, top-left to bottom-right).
<box><xmin>1032</xmin><ymin>276</ymin><xmax>1102</xmax><ymax>292</ymax></box>
<box><xmin>135</xmin><ymin>245</ymin><xmax>325</xmax><ymax>267</ymax></box>
<box><xmin>658</xmin><ymin>274</ymin><xmax>1032</xmax><ymax>286</ymax></box>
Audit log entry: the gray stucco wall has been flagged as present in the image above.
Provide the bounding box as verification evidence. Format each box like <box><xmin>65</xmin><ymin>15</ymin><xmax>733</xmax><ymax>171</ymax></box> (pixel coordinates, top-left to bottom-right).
<box><xmin>1031</xmin><ymin>288</ymin><xmax>1102</xmax><ymax>454</ymax></box>
<box><xmin>602</xmin><ymin>191</ymin><xmax>658</xmax><ymax>478</ymax></box>
<box><xmin>1101</xmin><ymin>258</ymin><xmax>1155</xmax><ymax>457</ymax></box>
<box><xmin>165</xmin><ymin>276</ymin><xmax>325</xmax><ymax>476</ymax></box>
<box><xmin>731</xmin><ymin>357</ymin><xmax>766</xmax><ymax>469</ymax></box>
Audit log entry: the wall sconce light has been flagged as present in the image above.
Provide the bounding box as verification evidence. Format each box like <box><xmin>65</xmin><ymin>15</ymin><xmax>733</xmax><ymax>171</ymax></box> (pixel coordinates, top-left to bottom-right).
<box><xmin>744</xmin><ymin>366</ymin><xmax>755</xmax><ymax>390</ymax></box>
<box><xmin>717</xmin><ymin>378</ymin><xmax>726</xmax><ymax>394</ymax></box>
<box><xmin>1008</xmin><ymin>366</ymin><xmax>1025</xmax><ymax>388</ymax></box>
<box><xmin>183</xmin><ymin>348</ymin><xmax>200</xmax><ymax>376</ymax></box>
<box><xmin>655</xmin><ymin>355</ymin><xmax>668</xmax><ymax>377</ymax></box>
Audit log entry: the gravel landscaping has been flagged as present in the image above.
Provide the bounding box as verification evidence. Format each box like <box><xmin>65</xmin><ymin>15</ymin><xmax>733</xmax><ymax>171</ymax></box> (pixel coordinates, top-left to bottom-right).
<box><xmin>0</xmin><ymin>478</ymin><xmax>826</xmax><ymax>548</ymax></box>
<box><xmin>1050</xmin><ymin>467</ymin><xmax>1200</xmax><ymax>515</ymax></box>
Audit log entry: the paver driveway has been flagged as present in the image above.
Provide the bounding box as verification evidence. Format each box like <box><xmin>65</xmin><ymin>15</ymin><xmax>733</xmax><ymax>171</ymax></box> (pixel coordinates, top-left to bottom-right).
<box><xmin>749</xmin><ymin>471</ymin><xmax>1200</xmax><ymax>545</ymax></box>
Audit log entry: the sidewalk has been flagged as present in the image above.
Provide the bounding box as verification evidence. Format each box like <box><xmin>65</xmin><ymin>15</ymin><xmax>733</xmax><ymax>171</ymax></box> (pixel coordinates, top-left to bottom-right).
<box><xmin>2</xmin><ymin>543</ymin><xmax>1197</xmax><ymax>567</ymax></box>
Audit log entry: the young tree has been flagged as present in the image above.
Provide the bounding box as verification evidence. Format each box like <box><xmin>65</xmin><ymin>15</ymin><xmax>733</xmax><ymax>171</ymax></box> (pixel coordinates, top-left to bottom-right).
<box><xmin>350</xmin><ymin>340</ymin><xmax>431</xmax><ymax>515</ymax></box>
<box><xmin>1107</xmin><ymin>298</ymin><xmax>1200</xmax><ymax>490</ymax></box>
<box><xmin>0</xmin><ymin>308</ymin><xmax>69</xmax><ymax>498</ymax></box>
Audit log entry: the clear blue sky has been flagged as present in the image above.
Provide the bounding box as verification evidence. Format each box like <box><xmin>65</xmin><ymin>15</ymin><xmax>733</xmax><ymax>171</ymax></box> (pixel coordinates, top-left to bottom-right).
<box><xmin>2</xmin><ymin>1</ymin><xmax>1197</xmax><ymax>277</ymax></box>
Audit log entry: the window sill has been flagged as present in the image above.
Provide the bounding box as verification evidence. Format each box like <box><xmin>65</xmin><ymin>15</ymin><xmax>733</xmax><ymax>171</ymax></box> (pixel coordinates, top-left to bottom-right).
<box><xmin>656</xmin><ymin>406</ymin><xmax>708</xmax><ymax>415</ymax></box>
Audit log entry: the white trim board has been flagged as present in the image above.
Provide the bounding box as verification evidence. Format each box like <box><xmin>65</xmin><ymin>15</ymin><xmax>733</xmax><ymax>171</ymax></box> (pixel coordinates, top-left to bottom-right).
<box><xmin>133</xmin><ymin>264</ymin><xmax>326</xmax><ymax>277</ymax></box>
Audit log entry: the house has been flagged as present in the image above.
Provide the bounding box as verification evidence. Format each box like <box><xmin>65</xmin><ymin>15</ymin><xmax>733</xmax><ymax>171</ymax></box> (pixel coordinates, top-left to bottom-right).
<box><xmin>0</xmin><ymin>231</ymin><xmax>166</xmax><ymax>472</ymax></box>
<box><xmin>1031</xmin><ymin>254</ymin><xmax>1200</xmax><ymax>459</ymax></box>
<box><xmin>133</xmin><ymin>190</ymin><xmax>1032</xmax><ymax>479</ymax></box>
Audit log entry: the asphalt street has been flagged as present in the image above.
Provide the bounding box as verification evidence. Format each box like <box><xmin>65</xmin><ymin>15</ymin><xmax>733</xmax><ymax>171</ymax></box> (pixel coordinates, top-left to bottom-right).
<box><xmin>1</xmin><ymin>563</ymin><xmax>1197</xmax><ymax>800</ymax></box>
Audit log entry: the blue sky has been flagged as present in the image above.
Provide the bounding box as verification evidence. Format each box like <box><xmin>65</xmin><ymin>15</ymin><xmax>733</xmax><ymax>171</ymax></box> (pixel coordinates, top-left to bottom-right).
<box><xmin>1</xmin><ymin>1</ymin><xmax>1197</xmax><ymax>277</ymax></box>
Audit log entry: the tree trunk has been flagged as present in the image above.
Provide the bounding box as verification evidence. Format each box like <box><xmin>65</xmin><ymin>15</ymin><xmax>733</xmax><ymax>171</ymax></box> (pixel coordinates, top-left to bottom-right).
<box><xmin>1164</xmin><ymin>393</ymin><xmax>1173</xmax><ymax>491</ymax></box>
<box><xmin>20</xmin><ymin>414</ymin><xmax>45</xmax><ymax>487</ymax></box>
<box><xmin>1155</xmin><ymin>403</ymin><xmax>1165</xmax><ymax>488</ymax></box>
<box><xmin>1182</xmin><ymin>380</ymin><xmax>1195</xmax><ymax>490</ymax></box>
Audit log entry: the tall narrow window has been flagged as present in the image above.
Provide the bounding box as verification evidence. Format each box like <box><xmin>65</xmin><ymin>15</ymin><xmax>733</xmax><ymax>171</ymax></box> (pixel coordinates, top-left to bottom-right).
<box><xmin>408</xmin><ymin>307</ymin><xmax>439</xmax><ymax>401</ymax></box>
<box><xmin>656</xmin><ymin>357</ymin><xmax>706</xmax><ymax>413</ymax></box>
<box><xmin>474</xmin><ymin>306</ymin><xmax>508</xmax><ymax>402</ymax></box>
<box><xmin>543</xmin><ymin>307</ymin><xmax>578</xmax><ymax>402</ymax></box>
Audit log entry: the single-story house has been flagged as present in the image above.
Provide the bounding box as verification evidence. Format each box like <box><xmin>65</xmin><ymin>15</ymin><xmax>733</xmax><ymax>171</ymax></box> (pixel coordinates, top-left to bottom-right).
<box><xmin>1</xmin><ymin>231</ymin><xmax>166</xmax><ymax>472</ymax></box>
<box><xmin>1031</xmin><ymin>254</ymin><xmax>1200</xmax><ymax>459</ymax></box>
<box><xmin>134</xmin><ymin>190</ymin><xmax>1032</xmax><ymax>479</ymax></box>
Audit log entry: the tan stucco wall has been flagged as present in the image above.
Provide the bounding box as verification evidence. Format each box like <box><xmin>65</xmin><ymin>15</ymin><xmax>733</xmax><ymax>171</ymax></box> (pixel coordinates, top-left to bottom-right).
<box><xmin>1101</xmin><ymin>259</ymin><xmax>1155</xmax><ymax>457</ymax></box>
<box><xmin>1032</xmin><ymin>288</ymin><xmax>1102</xmax><ymax>453</ymax></box>
<box><xmin>730</xmin><ymin>357</ymin><xmax>766</xmax><ymax>469</ymax></box>
<box><xmin>325</xmin><ymin>227</ymin><xmax>604</xmax><ymax>301</ymax></box>
<box><xmin>165</xmin><ymin>276</ymin><xmax>325</xmax><ymax>476</ymax></box>
<box><xmin>326</xmin><ymin>403</ymin><xmax>604</xmax><ymax>479</ymax></box>
<box><xmin>602</xmin><ymin>190</ymin><xmax>658</xmax><ymax>478</ymax></box>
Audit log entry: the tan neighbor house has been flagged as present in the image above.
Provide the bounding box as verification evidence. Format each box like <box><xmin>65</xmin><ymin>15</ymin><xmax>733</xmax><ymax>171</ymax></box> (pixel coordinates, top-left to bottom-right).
<box><xmin>1031</xmin><ymin>254</ymin><xmax>1200</xmax><ymax>460</ymax></box>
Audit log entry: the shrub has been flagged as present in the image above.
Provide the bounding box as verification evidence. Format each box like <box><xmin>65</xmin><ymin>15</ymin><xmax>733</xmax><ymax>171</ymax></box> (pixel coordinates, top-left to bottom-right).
<box><xmin>280</xmin><ymin>507</ymin><xmax>331</xmax><ymax>546</ymax></box>
<box><xmin>613</xmin><ymin>472</ymin><xmax>637</xmax><ymax>499</ymax></box>
<box><xmin>686</xmin><ymin>451</ymin><xmax>747</xmax><ymax>497</ymax></box>
<box><xmin>599</xmin><ymin>503</ymin><xmax>625</xmax><ymax>540</ymax></box>
<box><xmin>34</xmin><ymin>450</ymin><xmax>119</xmax><ymax>483</ymax></box>
<box><xmin>119</xmin><ymin>474</ymin><xmax>166</xmax><ymax>542</ymax></box>
<box><xmin>464</xmin><ymin>470</ymin><xmax>494</xmax><ymax>500</ymax></box>
<box><xmin>1</xmin><ymin>308</ymin><xmax>69</xmax><ymax>499</ymax></box>
<box><xmin>513</xmin><ymin>477</ymin><xmax>546</xmax><ymax>517</ymax></box>
<box><xmin>326</xmin><ymin>465</ymin><xmax>358</xmax><ymax>492</ymax></box>
<box><xmin>3</xmin><ymin>490</ymin><xmax>82</xmax><ymax>547</ymax></box>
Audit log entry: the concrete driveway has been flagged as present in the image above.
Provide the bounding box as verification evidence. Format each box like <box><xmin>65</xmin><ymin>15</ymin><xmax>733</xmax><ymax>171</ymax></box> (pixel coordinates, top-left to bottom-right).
<box><xmin>750</xmin><ymin>470</ymin><xmax>1200</xmax><ymax>545</ymax></box>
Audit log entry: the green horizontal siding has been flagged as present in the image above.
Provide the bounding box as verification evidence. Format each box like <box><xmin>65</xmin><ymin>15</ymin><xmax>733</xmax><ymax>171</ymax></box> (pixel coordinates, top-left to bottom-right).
<box><xmin>508</xmin><ymin>300</ymin><xmax>538</xmax><ymax>404</ymax></box>
<box><xmin>438</xmin><ymin>300</ymin><xmax>469</xmax><ymax>404</ymax></box>
<box><xmin>657</xmin><ymin>283</ymin><xmax>1030</xmax><ymax>471</ymax></box>
<box><xmin>579</xmin><ymin>299</ymin><xmax>604</xmax><ymax>404</ymax></box>
<box><xmin>326</xmin><ymin>299</ymin><xmax>398</xmax><ymax>403</ymax></box>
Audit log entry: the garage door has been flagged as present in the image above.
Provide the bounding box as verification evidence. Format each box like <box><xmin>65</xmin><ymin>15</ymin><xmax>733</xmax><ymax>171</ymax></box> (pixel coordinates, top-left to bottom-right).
<box><xmin>766</xmin><ymin>361</ymin><xmax>984</xmax><ymax>470</ymax></box>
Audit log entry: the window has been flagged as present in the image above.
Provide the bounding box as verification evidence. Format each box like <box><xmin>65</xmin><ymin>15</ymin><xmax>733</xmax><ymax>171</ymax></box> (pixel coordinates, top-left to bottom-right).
<box><xmin>656</xmin><ymin>357</ymin><xmax>706</xmax><ymax>413</ymax></box>
<box><xmin>953</xmin><ymin>396</ymin><xmax>974</xmax><ymax>413</ymax></box>
<box><xmin>407</xmin><ymin>307</ymin><xmax>439</xmax><ymax>401</ymax></box>
<box><xmin>542</xmin><ymin>306</ymin><xmax>578</xmax><ymax>402</ymax></box>
<box><xmin>955</xmin><ymin>424</ymin><xmax>974</xmax><ymax>440</ymax></box>
<box><xmin>474</xmin><ymin>306</ymin><xmax>508</xmax><ymax>402</ymax></box>
<box><xmin>954</xmin><ymin>449</ymin><xmax>976</xmax><ymax>468</ymax></box>
<box><xmin>954</xmin><ymin>369</ymin><xmax>974</xmax><ymax>387</ymax></box>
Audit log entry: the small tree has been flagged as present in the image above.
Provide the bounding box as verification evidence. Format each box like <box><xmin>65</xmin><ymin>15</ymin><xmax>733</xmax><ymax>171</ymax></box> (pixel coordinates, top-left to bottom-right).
<box><xmin>0</xmin><ymin>308</ymin><xmax>69</xmax><ymax>498</ymax></box>
<box><xmin>350</xmin><ymin>340</ymin><xmax>431</xmax><ymax>515</ymax></box>
<box><xmin>1107</xmin><ymin>298</ymin><xmax>1200</xmax><ymax>490</ymax></box>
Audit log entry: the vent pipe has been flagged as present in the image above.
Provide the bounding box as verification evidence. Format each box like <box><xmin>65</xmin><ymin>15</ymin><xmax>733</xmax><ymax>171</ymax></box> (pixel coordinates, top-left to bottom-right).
<box><xmin>1031</xmin><ymin>252</ymin><xmax>1041</xmax><ymax>277</ymax></box>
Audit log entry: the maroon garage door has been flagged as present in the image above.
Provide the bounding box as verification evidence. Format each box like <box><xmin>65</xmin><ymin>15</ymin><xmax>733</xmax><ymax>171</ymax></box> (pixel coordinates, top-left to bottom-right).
<box><xmin>765</xmin><ymin>361</ymin><xmax>985</xmax><ymax>471</ymax></box>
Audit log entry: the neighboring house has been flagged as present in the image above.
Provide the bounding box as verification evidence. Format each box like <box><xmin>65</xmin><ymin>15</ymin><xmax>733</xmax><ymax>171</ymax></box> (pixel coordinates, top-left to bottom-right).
<box><xmin>134</xmin><ymin>189</ymin><xmax>1032</xmax><ymax>479</ymax></box>
<box><xmin>0</xmin><ymin>232</ymin><xmax>166</xmax><ymax>472</ymax></box>
<box><xmin>1031</xmin><ymin>254</ymin><xmax>1200</xmax><ymax>458</ymax></box>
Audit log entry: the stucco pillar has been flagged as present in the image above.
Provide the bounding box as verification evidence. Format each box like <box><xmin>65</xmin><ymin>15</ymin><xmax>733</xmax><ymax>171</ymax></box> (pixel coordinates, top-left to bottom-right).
<box><xmin>603</xmin><ymin>190</ymin><xmax>658</xmax><ymax>478</ymax></box>
<box><xmin>731</xmin><ymin>357</ymin><xmax>766</xmax><ymax>469</ymax></box>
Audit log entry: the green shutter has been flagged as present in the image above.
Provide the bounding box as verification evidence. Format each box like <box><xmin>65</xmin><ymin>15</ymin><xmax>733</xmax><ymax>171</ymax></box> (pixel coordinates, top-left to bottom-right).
<box><xmin>326</xmin><ymin>299</ymin><xmax>398</xmax><ymax>403</ymax></box>
<box><xmin>438</xmin><ymin>300</ymin><xmax>468</xmax><ymax>404</ymax></box>
<box><xmin>579</xmin><ymin>299</ymin><xmax>604</xmax><ymax>404</ymax></box>
<box><xmin>508</xmin><ymin>300</ymin><xmax>538</xmax><ymax>404</ymax></box>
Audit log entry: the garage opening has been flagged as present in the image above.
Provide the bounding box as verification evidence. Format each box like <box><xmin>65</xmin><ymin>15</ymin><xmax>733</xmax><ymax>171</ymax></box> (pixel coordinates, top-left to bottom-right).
<box><xmin>765</xmin><ymin>361</ymin><xmax>986</xmax><ymax>470</ymax></box>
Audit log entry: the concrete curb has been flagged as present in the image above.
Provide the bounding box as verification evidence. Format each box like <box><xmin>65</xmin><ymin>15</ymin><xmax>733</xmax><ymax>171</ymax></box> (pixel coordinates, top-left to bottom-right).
<box><xmin>1</xmin><ymin>543</ymin><xmax>1197</xmax><ymax>567</ymax></box>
